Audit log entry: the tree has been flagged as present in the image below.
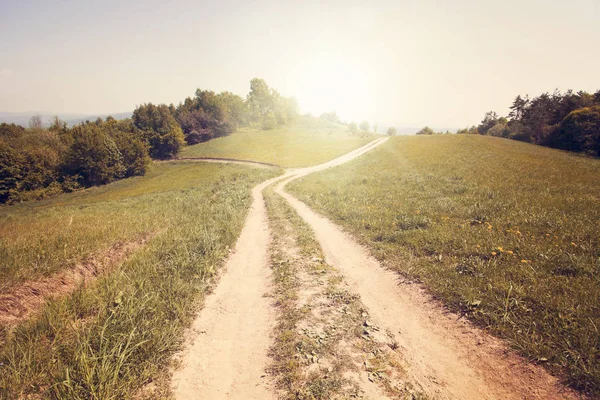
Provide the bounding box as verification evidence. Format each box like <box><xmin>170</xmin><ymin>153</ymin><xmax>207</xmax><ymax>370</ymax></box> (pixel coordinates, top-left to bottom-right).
<box><xmin>247</xmin><ymin>78</ymin><xmax>272</xmax><ymax>125</ymax></box>
<box><xmin>359</xmin><ymin>121</ymin><xmax>370</xmax><ymax>132</ymax></box>
<box><xmin>62</xmin><ymin>124</ymin><xmax>125</xmax><ymax>187</ymax></box>
<box><xmin>0</xmin><ymin>140</ymin><xmax>24</xmax><ymax>203</ymax></box>
<box><xmin>387</xmin><ymin>127</ymin><xmax>397</xmax><ymax>136</ymax></box>
<box><xmin>262</xmin><ymin>111</ymin><xmax>277</xmax><ymax>130</ymax></box>
<box><xmin>104</xmin><ymin>119</ymin><xmax>151</xmax><ymax>177</ymax></box>
<box><xmin>478</xmin><ymin>111</ymin><xmax>500</xmax><ymax>135</ymax></box>
<box><xmin>0</xmin><ymin>123</ymin><xmax>26</xmax><ymax>138</ymax></box>
<box><xmin>133</xmin><ymin>103</ymin><xmax>185</xmax><ymax>159</ymax></box>
<box><xmin>487</xmin><ymin>120</ymin><xmax>509</xmax><ymax>137</ymax></box>
<box><xmin>49</xmin><ymin>116</ymin><xmax>68</xmax><ymax>134</ymax></box>
<box><xmin>416</xmin><ymin>126</ymin><xmax>435</xmax><ymax>135</ymax></box>
<box><xmin>219</xmin><ymin>91</ymin><xmax>249</xmax><ymax>128</ymax></box>
<box><xmin>29</xmin><ymin>115</ymin><xmax>44</xmax><ymax>130</ymax></box>
<box><xmin>373</xmin><ymin>123</ymin><xmax>378</xmax><ymax>133</ymax></box>
<box><xmin>508</xmin><ymin>95</ymin><xmax>529</xmax><ymax>121</ymax></box>
<box><xmin>246</xmin><ymin>78</ymin><xmax>296</xmax><ymax>130</ymax></box>
<box><xmin>547</xmin><ymin>106</ymin><xmax>600</xmax><ymax>156</ymax></box>
<box><xmin>282</xmin><ymin>97</ymin><xmax>299</xmax><ymax>123</ymax></box>
<box><xmin>320</xmin><ymin>112</ymin><xmax>341</xmax><ymax>124</ymax></box>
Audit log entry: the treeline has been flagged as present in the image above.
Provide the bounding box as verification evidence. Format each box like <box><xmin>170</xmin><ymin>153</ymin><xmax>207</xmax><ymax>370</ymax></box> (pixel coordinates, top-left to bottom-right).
<box><xmin>0</xmin><ymin>78</ymin><xmax>297</xmax><ymax>204</ymax></box>
<box><xmin>416</xmin><ymin>127</ymin><xmax>452</xmax><ymax>135</ymax></box>
<box><xmin>0</xmin><ymin>118</ymin><xmax>151</xmax><ymax>203</ymax></box>
<box><xmin>462</xmin><ymin>89</ymin><xmax>600</xmax><ymax>156</ymax></box>
<box><xmin>168</xmin><ymin>78</ymin><xmax>297</xmax><ymax>145</ymax></box>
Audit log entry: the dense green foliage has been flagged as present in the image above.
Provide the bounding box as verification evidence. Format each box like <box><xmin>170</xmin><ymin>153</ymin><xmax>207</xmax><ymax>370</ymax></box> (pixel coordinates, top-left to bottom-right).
<box><xmin>416</xmin><ymin>126</ymin><xmax>435</xmax><ymax>135</ymax></box>
<box><xmin>247</xmin><ymin>78</ymin><xmax>298</xmax><ymax>130</ymax></box>
<box><xmin>131</xmin><ymin>78</ymin><xmax>297</xmax><ymax>146</ymax></box>
<box><xmin>172</xmin><ymin>90</ymin><xmax>242</xmax><ymax>144</ymax></box>
<box><xmin>0</xmin><ymin>119</ymin><xmax>150</xmax><ymax>204</ymax></box>
<box><xmin>465</xmin><ymin>89</ymin><xmax>600</xmax><ymax>156</ymax></box>
<box><xmin>547</xmin><ymin>106</ymin><xmax>600</xmax><ymax>156</ymax></box>
<box><xmin>290</xmin><ymin>135</ymin><xmax>600</xmax><ymax>395</ymax></box>
<box><xmin>1</xmin><ymin>79</ymin><xmax>296</xmax><ymax>204</ymax></box>
<box><xmin>132</xmin><ymin>103</ymin><xmax>185</xmax><ymax>159</ymax></box>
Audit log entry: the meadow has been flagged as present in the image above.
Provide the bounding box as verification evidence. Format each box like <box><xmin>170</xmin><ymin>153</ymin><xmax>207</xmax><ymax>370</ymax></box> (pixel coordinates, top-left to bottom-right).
<box><xmin>0</xmin><ymin>161</ymin><xmax>279</xmax><ymax>399</ymax></box>
<box><xmin>180</xmin><ymin>116</ymin><xmax>375</xmax><ymax>167</ymax></box>
<box><xmin>288</xmin><ymin>134</ymin><xmax>600</xmax><ymax>395</ymax></box>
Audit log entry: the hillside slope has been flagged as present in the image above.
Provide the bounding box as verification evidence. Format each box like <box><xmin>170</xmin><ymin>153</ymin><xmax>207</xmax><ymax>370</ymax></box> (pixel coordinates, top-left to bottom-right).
<box><xmin>0</xmin><ymin>162</ymin><xmax>279</xmax><ymax>398</ymax></box>
<box><xmin>289</xmin><ymin>134</ymin><xmax>600</xmax><ymax>395</ymax></box>
<box><xmin>180</xmin><ymin>115</ymin><xmax>376</xmax><ymax>167</ymax></box>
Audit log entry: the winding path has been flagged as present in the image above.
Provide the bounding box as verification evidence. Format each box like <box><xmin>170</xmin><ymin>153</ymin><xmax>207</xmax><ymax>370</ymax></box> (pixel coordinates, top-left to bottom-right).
<box><xmin>172</xmin><ymin>137</ymin><xmax>576</xmax><ymax>399</ymax></box>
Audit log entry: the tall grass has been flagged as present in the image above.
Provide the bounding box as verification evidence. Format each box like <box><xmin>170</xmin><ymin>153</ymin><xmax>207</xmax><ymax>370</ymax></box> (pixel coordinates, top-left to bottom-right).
<box><xmin>0</xmin><ymin>162</ymin><xmax>279</xmax><ymax>399</ymax></box>
<box><xmin>0</xmin><ymin>162</ymin><xmax>260</xmax><ymax>291</ymax></box>
<box><xmin>180</xmin><ymin>116</ymin><xmax>375</xmax><ymax>167</ymax></box>
<box><xmin>289</xmin><ymin>135</ymin><xmax>600</xmax><ymax>395</ymax></box>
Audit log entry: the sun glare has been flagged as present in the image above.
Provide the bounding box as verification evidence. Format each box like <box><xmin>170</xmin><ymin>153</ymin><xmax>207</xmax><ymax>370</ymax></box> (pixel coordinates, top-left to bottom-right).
<box><xmin>292</xmin><ymin>57</ymin><xmax>375</xmax><ymax>122</ymax></box>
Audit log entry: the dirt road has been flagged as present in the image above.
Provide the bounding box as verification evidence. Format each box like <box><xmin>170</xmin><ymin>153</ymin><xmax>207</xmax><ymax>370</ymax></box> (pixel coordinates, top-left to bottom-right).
<box><xmin>172</xmin><ymin>175</ymin><xmax>281</xmax><ymax>399</ymax></box>
<box><xmin>276</xmin><ymin>182</ymin><xmax>576</xmax><ymax>400</ymax></box>
<box><xmin>173</xmin><ymin>137</ymin><xmax>576</xmax><ymax>399</ymax></box>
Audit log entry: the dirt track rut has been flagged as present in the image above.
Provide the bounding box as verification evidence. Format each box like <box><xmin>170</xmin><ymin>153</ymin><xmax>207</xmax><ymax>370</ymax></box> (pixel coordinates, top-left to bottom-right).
<box><xmin>173</xmin><ymin>137</ymin><xmax>576</xmax><ymax>399</ymax></box>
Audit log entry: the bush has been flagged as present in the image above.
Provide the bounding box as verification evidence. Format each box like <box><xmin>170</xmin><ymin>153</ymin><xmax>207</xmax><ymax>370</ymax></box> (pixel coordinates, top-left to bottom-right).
<box><xmin>487</xmin><ymin>122</ymin><xmax>509</xmax><ymax>138</ymax></box>
<box><xmin>416</xmin><ymin>126</ymin><xmax>435</xmax><ymax>135</ymax></box>
<box><xmin>261</xmin><ymin>111</ymin><xmax>278</xmax><ymax>130</ymax></box>
<box><xmin>133</xmin><ymin>103</ymin><xmax>185</xmax><ymax>159</ymax></box>
<box><xmin>548</xmin><ymin>106</ymin><xmax>600</xmax><ymax>156</ymax></box>
<box><xmin>0</xmin><ymin>140</ymin><xmax>24</xmax><ymax>203</ymax></box>
<box><xmin>62</xmin><ymin>124</ymin><xmax>125</xmax><ymax>186</ymax></box>
<box><xmin>104</xmin><ymin>119</ymin><xmax>151</xmax><ymax>177</ymax></box>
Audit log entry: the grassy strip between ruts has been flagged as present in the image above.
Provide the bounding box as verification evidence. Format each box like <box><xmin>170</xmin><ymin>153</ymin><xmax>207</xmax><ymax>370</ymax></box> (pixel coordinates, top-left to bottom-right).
<box><xmin>288</xmin><ymin>134</ymin><xmax>600</xmax><ymax>396</ymax></box>
<box><xmin>264</xmin><ymin>186</ymin><xmax>426</xmax><ymax>399</ymax></box>
<box><xmin>180</xmin><ymin>116</ymin><xmax>376</xmax><ymax>168</ymax></box>
<box><xmin>0</xmin><ymin>162</ymin><xmax>280</xmax><ymax>399</ymax></box>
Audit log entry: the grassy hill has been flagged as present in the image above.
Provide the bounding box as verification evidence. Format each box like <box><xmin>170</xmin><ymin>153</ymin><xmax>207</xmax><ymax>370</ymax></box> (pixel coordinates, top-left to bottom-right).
<box><xmin>180</xmin><ymin>115</ymin><xmax>376</xmax><ymax>167</ymax></box>
<box><xmin>0</xmin><ymin>162</ymin><xmax>279</xmax><ymax>398</ymax></box>
<box><xmin>288</xmin><ymin>134</ymin><xmax>600</xmax><ymax>395</ymax></box>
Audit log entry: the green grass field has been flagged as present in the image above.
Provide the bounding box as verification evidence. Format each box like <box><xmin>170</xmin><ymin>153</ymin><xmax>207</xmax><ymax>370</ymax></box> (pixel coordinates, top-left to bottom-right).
<box><xmin>180</xmin><ymin>116</ymin><xmax>375</xmax><ymax>167</ymax></box>
<box><xmin>0</xmin><ymin>162</ymin><xmax>278</xmax><ymax>292</ymax></box>
<box><xmin>288</xmin><ymin>134</ymin><xmax>600</xmax><ymax>395</ymax></box>
<box><xmin>0</xmin><ymin>162</ymin><xmax>279</xmax><ymax>399</ymax></box>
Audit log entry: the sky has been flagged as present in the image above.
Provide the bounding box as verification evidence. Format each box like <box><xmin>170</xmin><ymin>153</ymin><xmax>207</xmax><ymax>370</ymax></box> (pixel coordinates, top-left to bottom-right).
<box><xmin>1</xmin><ymin>0</ymin><xmax>599</xmax><ymax>129</ymax></box>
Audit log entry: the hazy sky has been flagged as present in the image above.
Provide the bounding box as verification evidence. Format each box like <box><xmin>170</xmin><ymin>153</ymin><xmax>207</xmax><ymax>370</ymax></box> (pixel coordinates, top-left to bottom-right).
<box><xmin>1</xmin><ymin>0</ymin><xmax>599</xmax><ymax>128</ymax></box>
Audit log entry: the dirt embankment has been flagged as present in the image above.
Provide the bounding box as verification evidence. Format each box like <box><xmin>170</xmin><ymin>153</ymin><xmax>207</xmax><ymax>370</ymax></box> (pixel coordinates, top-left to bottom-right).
<box><xmin>0</xmin><ymin>233</ymin><xmax>154</xmax><ymax>326</ymax></box>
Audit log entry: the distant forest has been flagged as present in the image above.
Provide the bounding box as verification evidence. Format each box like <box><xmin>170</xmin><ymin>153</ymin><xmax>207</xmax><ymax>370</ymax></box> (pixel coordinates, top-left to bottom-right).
<box><xmin>459</xmin><ymin>89</ymin><xmax>600</xmax><ymax>156</ymax></box>
<box><xmin>0</xmin><ymin>78</ymin><xmax>297</xmax><ymax>204</ymax></box>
